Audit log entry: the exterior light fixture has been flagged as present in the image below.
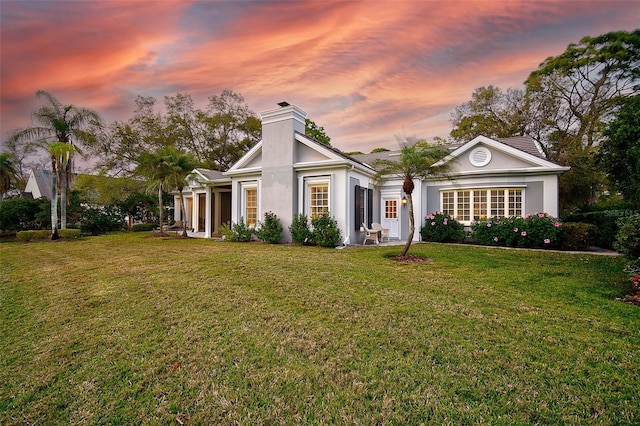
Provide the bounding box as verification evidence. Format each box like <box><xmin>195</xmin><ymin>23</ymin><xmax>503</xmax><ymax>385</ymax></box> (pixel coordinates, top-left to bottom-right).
<box><xmin>401</xmin><ymin>196</ymin><xmax>407</xmax><ymax>205</ymax></box>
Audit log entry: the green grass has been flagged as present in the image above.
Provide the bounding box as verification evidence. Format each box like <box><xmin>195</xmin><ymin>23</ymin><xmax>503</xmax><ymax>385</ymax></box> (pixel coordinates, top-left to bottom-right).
<box><xmin>1</xmin><ymin>233</ymin><xmax>638</xmax><ymax>424</ymax></box>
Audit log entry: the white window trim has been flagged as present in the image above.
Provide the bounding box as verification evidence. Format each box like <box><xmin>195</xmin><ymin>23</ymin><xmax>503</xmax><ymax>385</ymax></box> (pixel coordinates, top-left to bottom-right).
<box><xmin>304</xmin><ymin>176</ymin><xmax>331</xmax><ymax>218</ymax></box>
<box><xmin>240</xmin><ymin>181</ymin><xmax>259</xmax><ymax>227</ymax></box>
<box><xmin>440</xmin><ymin>187</ymin><xmax>525</xmax><ymax>225</ymax></box>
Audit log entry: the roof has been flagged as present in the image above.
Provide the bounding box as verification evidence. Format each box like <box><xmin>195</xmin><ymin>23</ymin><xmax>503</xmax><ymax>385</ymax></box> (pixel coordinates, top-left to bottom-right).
<box><xmin>353</xmin><ymin>135</ymin><xmax>549</xmax><ymax>167</ymax></box>
<box><xmin>32</xmin><ymin>168</ymin><xmax>53</xmax><ymax>199</ymax></box>
<box><xmin>496</xmin><ymin>136</ymin><xmax>545</xmax><ymax>159</ymax></box>
<box><xmin>194</xmin><ymin>168</ymin><xmax>227</xmax><ymax>181</ymax></box>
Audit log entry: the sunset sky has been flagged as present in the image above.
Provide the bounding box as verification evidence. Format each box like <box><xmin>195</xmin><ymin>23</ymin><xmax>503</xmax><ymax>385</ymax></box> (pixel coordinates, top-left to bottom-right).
<box><xmin>1</xmin><ymin>0</ymin><xmax>638</xmax><ymax>156</ymax></box>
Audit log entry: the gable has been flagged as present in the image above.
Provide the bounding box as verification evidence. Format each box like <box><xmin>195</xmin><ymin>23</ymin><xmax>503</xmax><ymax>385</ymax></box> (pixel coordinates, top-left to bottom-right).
<box><xmin>448</xmin><ymin>142</ymin><xmax>540</xmax><ymax>173</ymax></box>
<box><xmin>438</xmin><ymin>136</ymin><xmax>567</xmax><ymax>175</ymax></box>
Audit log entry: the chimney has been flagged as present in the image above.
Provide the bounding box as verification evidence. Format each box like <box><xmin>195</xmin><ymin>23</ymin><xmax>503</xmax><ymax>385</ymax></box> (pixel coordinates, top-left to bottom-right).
<box><xmin>259</xmin><ymin>103</ymin><xmax>307</xmax><ymax>242</ymax></box>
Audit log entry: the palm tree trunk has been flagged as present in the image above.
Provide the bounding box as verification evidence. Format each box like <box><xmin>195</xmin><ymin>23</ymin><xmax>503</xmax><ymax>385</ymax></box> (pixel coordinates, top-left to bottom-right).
<box><xmin>158</xmin><ymin>186</ymin><xmax>164</xmax><ymax>233</ymax></box>
<box><xmin>51</xmin><ymin>172</ymin><xmax>59</xmax><ymax>240</ymax></box>
<box><xmin>401</xmin><ymin>192</ymin><xmax>415</xmax><ymax>257</ymax></box>
<box><xmin>60</xmin><ymin>170</ymin><xmax>67</xmax><ymax>229</ymax></box>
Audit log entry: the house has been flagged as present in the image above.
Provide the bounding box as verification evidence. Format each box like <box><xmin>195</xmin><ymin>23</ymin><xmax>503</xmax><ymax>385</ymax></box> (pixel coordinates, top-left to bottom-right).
<box><xmin>23</xmin><ymin>168</ymin><xmax>53</xmax><ymax>199</ymax></box>
<box><xmin>176</xmin><ymin>103</ymin><xmax>569</xmax><ymax>243</ymax></box>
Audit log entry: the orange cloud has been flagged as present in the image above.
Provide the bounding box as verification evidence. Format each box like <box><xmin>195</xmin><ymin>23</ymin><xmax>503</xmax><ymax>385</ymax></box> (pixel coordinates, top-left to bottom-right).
<box><xmin>2</xmin><ymin>0</ymin><xmax>638</xmax><ymax>155</ymax></box>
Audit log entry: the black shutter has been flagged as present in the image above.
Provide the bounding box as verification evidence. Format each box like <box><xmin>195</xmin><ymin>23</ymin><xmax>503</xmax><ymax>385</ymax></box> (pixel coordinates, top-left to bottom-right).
<box><xmin>355</xmin><ymin>185</ymin><xmax>362</xmax><ymax>230</ymax></box>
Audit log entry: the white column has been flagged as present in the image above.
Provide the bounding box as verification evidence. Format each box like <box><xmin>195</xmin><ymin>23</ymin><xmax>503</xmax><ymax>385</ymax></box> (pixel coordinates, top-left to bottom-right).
<box><xmin>205</xmin><ymin>187</ymin><xmax>212</xmax><ymax>238</ymax></box>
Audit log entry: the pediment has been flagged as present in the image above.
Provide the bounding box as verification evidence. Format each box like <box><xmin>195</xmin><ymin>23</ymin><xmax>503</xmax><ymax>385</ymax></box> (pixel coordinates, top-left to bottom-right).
<box><xmin>438</xmin><ymin>136</ymin><xmax>566</xmax><ymax>174</ymax></box>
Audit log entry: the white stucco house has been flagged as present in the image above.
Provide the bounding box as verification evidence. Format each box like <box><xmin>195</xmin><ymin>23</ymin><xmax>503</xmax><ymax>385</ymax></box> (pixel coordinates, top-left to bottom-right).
<box><xmin>175</xmin><ymin>103</ymin><xmax>569</xmax><ymax>244</ymax></box>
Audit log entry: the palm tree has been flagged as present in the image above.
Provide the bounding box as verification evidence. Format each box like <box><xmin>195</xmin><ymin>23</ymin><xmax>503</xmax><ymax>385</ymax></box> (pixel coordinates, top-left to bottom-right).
<box><xmin>162</xmin><ymin>147</ymin><xmax>199</xmax><ymax>237</ymax></box>
<box><xmin>136</xmin><ymin>149</ymin><xmax>173</xmax><ymax>234</ymax></box>
<box><xmin>373</xmin><ymin>141</ymin><xmax>452</xmax><ymax>257</ymax></box>
<box><xmin>8</xmin><ymin>91</ymin><xmax>102</xmax><ymax>227</ymax></box>
<box><xmin>49</xmin><ymin>143</ymin><xmax>75</xmax><ymax>235</ymax></box>
<box><xmin>137</xmin><ymin>146</ymin><xmax>199</xmax><ymax>237</ymax></box>
<box><xmin>0</xmin><ymin>153</ymin><xmax>17</xmax><ymax>201</ymax></box>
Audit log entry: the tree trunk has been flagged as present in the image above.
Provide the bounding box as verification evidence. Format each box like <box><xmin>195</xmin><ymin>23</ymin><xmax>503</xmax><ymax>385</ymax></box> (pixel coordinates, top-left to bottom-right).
<box><xmin>401</xmin><ymin>192</ymin><xmax>414</xmax><ymax>257</ymax></box>
<box><xmin>51</xmin><ymin>172</ymin><xmax>59</xmax><ymax>240</ymax></box>
<box><xmin>158</xmin><ymin>186</ymin><xmax>164</xmax><ymax>233</ymax></box>
<box><xmin>60</xmin><ymin>170</ymin><xmax>67</xmax><ymax>229</ymax></box>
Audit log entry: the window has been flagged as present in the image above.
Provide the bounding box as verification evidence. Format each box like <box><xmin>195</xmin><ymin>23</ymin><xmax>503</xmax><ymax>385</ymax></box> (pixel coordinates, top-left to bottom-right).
<box><xmin>473</xmin><ymin>190</ymin><xmax>487</xmax><ymax>220</ymax></box>
<box><xmin>440</xmin><ymin>188</ymin><xmax>523</xmax><ymax>223</ymax></box>
<box><xmin>244</xmin><ymin>187</ymin><xmax>257</xmax><ymax>227</ymax></box>
<box><xmin>508</xmin><ymin>189</ymin><xmax>522</xmax><ymax>216</ymax></box>
<box><xmin>309</xmin><ymin>182</ymin><xmax>329</xmax><ymax>218</ymax></box>
<box><xmin>385</xmin><ymin>200</ymin><xmax>397</xmax><ymax>219</ymax></box>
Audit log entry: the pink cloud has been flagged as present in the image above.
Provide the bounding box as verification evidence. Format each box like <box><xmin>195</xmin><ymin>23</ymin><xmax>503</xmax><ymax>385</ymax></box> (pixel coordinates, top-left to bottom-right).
<box><xmin>2</xmin><ymin>0</ymin><xmax>638</xmax><ymax>155</ymax></box>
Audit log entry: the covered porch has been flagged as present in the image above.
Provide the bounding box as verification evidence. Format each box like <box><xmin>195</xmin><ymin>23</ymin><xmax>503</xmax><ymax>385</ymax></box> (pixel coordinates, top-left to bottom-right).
<box><xmin>173</xmin><ymin>169</ymin><xmax>232</xmax><ymax>238</ymax></box>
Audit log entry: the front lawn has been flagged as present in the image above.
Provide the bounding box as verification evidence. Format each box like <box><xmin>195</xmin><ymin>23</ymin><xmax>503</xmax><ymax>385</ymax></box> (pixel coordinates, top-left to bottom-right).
<box><xmin>1</xmin><ymin>233</ymin><xmax>638</xmax><ymax>424</ymax></box>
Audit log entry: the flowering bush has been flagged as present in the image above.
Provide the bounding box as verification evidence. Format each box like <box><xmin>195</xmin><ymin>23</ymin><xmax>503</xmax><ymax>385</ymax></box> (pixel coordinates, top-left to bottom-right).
<box><xmin>420</xmin><ymin>212</ymin><xmax>465</xmax><ymax>243</ymax></box>
<box><xmin>255</xmin><ymin>211</ymin><xmax>283</xmax><ymax>244</ymax></box>
<box><xmin>471</xmin><ymin>213</ymin><xmax>562</xmax><ymax>249</ymax></box>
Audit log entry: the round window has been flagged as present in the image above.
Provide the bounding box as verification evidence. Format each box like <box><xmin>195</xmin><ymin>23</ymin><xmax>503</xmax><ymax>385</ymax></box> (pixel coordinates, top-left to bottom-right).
<box><xmin>469</xmin><ymin>147</ymin><xmax>491</xmax><ymax>167</ymax></box>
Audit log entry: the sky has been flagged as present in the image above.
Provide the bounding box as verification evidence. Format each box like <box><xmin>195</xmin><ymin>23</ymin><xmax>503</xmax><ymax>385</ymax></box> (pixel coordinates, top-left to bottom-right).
<box><xmin>1</xmin><ymin>0</ymin><xmax>639</xmax><ymax>157</ymax></box>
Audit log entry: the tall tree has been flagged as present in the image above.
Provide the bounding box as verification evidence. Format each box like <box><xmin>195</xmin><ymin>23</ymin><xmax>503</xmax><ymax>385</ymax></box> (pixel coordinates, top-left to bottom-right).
<box><xmin>525</xmin><ymin>30</ymin><xmax>639</xmax><ymax>211</ymax></box>
<box><xmin>7</xmin><ymin>90</ymin><xmax>103</xmax><ymax>223</ymax></box>
<box><xmin>48</xmin><ymin>142</ymin><xmax>75</xmax><ymax>239</ymax></box>
<box><xmin>373</xmin><ymin>139</ymin><xmax>452</xmax><ymax>257</ymax></box>
<box><xmin>0</xmin><ymin>153</ymin><xmax>17</xmax><ymax>200</ymax></box>
<box><xmin>305</xmin><ymin>118</ymin><xmax>332</xmax><ymax>146</ymax></box>
<box><xmin>599</xmin><ymin>95</ymin><xmax>640</xmax><ymax>207</ymax></box>
<box><xmin>450</xmin><ymin>86</ymin><xmax>528</xmax><ymax>142</ymax></box>
<box><xmin>90</xmin><ymin>96</ymin><xmax>170</xmax><ymax>176</ymax></box>
<box><xmin>526</xmin><ymin>30</ymin><xmax>640</xmax><ymax>159</ymax></box>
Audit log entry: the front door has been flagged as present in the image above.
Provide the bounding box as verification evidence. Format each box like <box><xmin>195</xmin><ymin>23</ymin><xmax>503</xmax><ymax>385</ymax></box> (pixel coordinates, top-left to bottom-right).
<box><xmin>381</xmin><ymin>197</ymin><xmax>400</xmax><ymax>239</ymax></box>
<box><xmin>198</xmin><ymin>193</ymin><xmax>206</xmax><ymax>232</ymax></box>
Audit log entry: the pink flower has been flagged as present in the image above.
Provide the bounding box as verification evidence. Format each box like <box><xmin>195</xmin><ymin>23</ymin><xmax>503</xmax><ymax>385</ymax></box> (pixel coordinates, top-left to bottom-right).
<box><xmin>494</xmin><ymin>237</ymin><xmax>499</xmax><ymax>242</ymax></box>
<box><xmin>525</xmin><ymin>214</ymin><xmax>531</xmax><ymax>219</ymax></box>
<box><xmin>431</xmin><ymin>221</ymin><xmax>436</xmax><ymax>226</ymax></box>
<box><xmin>487</xmin><ymin>223</ymin><xmax>492</xmax><ymax>228</ymax></box>
<box><xmin>443</xmin><ymin>219</ymin><xmax>448</xmax><ymax>225</ymax></box>
<box><xmin>539</xmin><ymin>213</ymin><xmax>545</xmax><ymax>218</ymax></box>
<box><xmin>514</xmin><ymin>227</ymin><xmax>519</xmax><ymax>232</ymax></box>
<box><xmin>521</xmin><ymin>231</ymin><xmax>527</xmax><ymax>237</ymax></box>
<box><xmin>554</xmin><ymin>222</ymin><xmax>561</xmax><ymax>227</ymax></box>
<box><xmin>544</xmin><ymin>238</ymin><xmax>551</xmax><ymax>244</ymax></box>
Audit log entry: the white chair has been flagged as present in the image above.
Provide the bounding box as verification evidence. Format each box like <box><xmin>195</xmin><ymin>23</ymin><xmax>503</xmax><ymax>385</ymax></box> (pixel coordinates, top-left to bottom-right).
<box><xmin>372</xmin><ymin>223</ymin><xmax>390</xmax><ymax>242</ymax></box>
<box><xmin>362</xmin><ymin>223</ymin><xmax>380</xmax><ymax>245</ymax></box>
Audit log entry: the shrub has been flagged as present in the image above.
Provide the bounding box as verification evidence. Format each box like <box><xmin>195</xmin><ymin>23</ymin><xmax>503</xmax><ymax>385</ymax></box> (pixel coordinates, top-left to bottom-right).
<box><xmin>16</xmin><ymin>230</ymin><xmax>50</xmax><ymax>242</ymax></box>
<box><xmin>255</xmin><ymin>211</ymin><xmax>283</xmax><ymax>244</ymax></box>
<box><xmin>472</xmin><ymin>213</ymin><xmax>563</xmax><ymax>249</ymax></box>
<box><xmin>560</xmin><ymin>222</ymin><xmax>598</xmax><ymax>250</ymax></box>
<box><xmin>220</xmin><ymin>219</ymin><xmax>253</xmax><ymax>242</ymax></box>
<box><xmin>614</xmin><ymin>215</ymin><xmax>640</xmax><ymax>261</ymax></box>
<box><xmin>131</xmin><ymin>223</ymin><xmax>157</xmax><ymax>232</ymax></box>
<box><xmin>561</xmin><ymin>210</ymin><xmax>635</xmax><ymax>249</ymax></box>
<box><xmin>0</xmin><ymin>198</ymin><xmax>50</xmax><ymax>231</ymax></box>
<box><xmin>420</xmin><ymin>212</ymin><xmax>465</xmax><ymax>243</ymax></box>
<box><xmin>58</xmin><ymin>229</ymin><xmax>81</xmax><ymax>240</ymax></box>
<box><xmin>79</xmin><ymin>206</ymin><xmax>126</xmax><ymax>236</ymax></box>
<box><xmin>16</xmin><ymin>228</ymin><xmax>80</xmax><ymax>241</ymax></box>
<box><xmin>289</xmin><ymin>213</ymin><xmax>313</xmax><ymax>245</ymax></box>
<box><xmin>311</xmin><ymin>214</ymin><xmax>342</xmax><ymax>247</ymax></box>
